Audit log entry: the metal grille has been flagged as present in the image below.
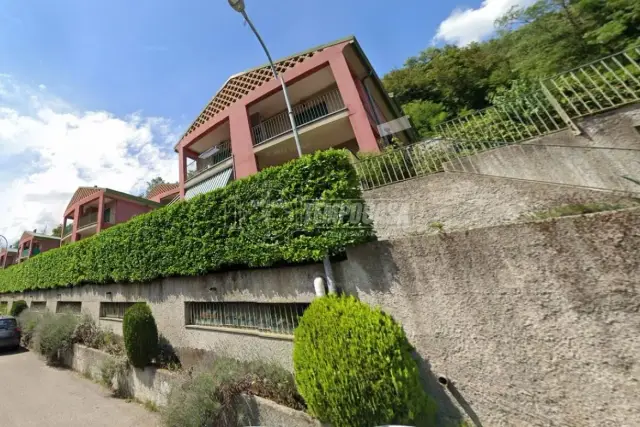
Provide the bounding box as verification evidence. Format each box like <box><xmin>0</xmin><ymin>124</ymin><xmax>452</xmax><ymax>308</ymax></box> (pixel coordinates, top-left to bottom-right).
<box><xmin>30</xmin><ymin>301</ymin><xmax>47</xmax><ymax>311</ymax></box>
<box><xmin>0</xmin><ymin>302</ymin><xmax>7</xmax><ymax>315</ymax></box>
<box><xmin>100</xmin><ymin>302</ymin><xmax>135</xmax><ymax>319</ymax></box>
<box><xmin>185</xmin><ymin>167</ymin><xmax>234</xmax><ymax>200</ymax></box>
<box><xmin>541</xmin><ymin>46</ymin><xmax>640</xmax><ymax>119</ymax></box>
<box><xmin>56</xmin><ymin>301</ymin><xmax>82</xmax><ymax>314</ymax></box>
<box><xmin>251</xmin><ymin>87</ymin><xmax>345</xmax><ymax>146</ymax></box>
<box><xmin>78</xmin><ymin>212</ymin><xmax>98</xmax><ymax>229</ymax></box>
<box><xmin>186</xmin><ymin>302</ymin><xmax>309</xmax><ymax>335</ymax></box>
<box><xmin>187</xmin><ymin>140</ymin><xmax>233</xmax><ymax>181</ymax></box>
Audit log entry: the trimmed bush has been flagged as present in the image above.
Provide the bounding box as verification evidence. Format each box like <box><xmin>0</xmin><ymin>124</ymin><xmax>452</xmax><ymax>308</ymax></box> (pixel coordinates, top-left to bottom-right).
<box><xmin>0</xmin><ymin>150</ymin><xmax>372</xmax><ymax>294</ymax></box>
<box><xmin>123</xmin><ymin>303</ymin><xmax>158</xmax><ymax>368</ymax></box>
<box><xmin>34</xmin><ymin>312</ymin><xmax>79</xmax><ymax>366</ymax></box>
<box><xmin>17</xmin><ymin>310</ymin><xmax>43</xmax><ymax>348</ymax></box>
<box><xmin>293</xmin><ymin>296</ymin><xmax>437</xmax><ymax>427</ymax></box>
<box><xmin>10</xmin><ymin>300</ymin><xmax>28</xmax><ymax>317</ymax></box>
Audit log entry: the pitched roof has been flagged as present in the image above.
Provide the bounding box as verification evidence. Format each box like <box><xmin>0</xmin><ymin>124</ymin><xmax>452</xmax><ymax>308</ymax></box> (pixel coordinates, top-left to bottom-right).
<box><xmin>20</xmin><ymin>231</ymin><xmax>60</xmax><ymax>242</ymax></box>
<box><xmin>65</xmin><ymin>187</ymin><xmax>162</xmax><ymax>213</ymax></box>
<box><xmin>65</xmin><ymin>187</ymin><xmax>103</xmax><ymax>212</ymax></box>
<box><xmin>146</xmin><ymin>183</ymin><xmax>179</xmax><ymax>200</ymax></box>
<box><xmin>180</xmin><ymin>36</ymin><xmax>355</xmax><ymax>142</ymax></box>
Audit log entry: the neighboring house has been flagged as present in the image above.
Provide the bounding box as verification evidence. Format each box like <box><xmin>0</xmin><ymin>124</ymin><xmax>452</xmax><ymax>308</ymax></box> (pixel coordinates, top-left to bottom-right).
<box><xmin>61</xmin><ymin>187</ymin><xmax>162</xmax><ymax>244</ymax></box>
<box><xmin>146</xmin><ymin>183</ymin><xmax>180</xmax><ymax>205</ymax></box>
<box><xmin>175</xmin><ymin>35</ymin><xmax>413</xmax><ymax>200</ymax></box>
<box><xmin>0</xmin><ymin>248</ymin><xmax>17</xmax><ymax>268</ymax></box>
<box><xmin>17</xmin><ymin>231</ymin><xmax>60</xmax><ymax>263</ymax></box>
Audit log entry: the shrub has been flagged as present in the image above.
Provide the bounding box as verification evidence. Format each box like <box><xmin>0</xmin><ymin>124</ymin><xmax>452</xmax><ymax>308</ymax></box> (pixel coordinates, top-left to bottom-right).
<box><xmin>0</xmin><ymin>150</ymin><xmax>372</xmax><ymax>294</ymax></box>
<box><xmin>293</xmin><ymin>296</ymin><xmax>437</xmax><ymax>427</ymax></box>
<box><xmin>72</xmin><ymin>314</ymin><xmax>104</xmax><ymax>348</ymax></box>
<box><xmin>123</xmin><ymin>303</ymin><xmax>158</xmax><ymax>368</ymax></box>
<box><xmin>34</xmin><ymin>313</ymin><xmax>79</xmax><ymax>366</ymax></box>
<box><xmin>17</xmin><ymin>310</ymin><xmax>43</xmax><ymax>348</ymax></box>
<box><xmin>100</xmin><ymin>356</ymin><xmax>130</xmax><ymax>397</ymax></box>
<box><xmin>9</xmin><ymin>300</ymin><xmax>28</xmax><ymax>317</ymax></box>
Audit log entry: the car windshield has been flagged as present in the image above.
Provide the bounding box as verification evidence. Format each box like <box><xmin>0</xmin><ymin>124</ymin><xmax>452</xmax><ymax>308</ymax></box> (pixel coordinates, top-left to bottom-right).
<box><xmin>0</xmin><ymin>319</ymin><xmax>17</xmax><ymax>329</ymax></box>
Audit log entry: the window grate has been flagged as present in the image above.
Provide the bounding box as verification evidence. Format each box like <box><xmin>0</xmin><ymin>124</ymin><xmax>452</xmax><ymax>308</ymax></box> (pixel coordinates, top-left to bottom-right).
<box><xmin>186</xmin><ymin>302</ymin><xmax>309</xmax><ymax>335</ymax></box>
<box><xmin>56</xmin><ymin>301</ymin><xmax>82</xmax><ymax>314</ymax></box>
<box><xmin>100</xmin><ymin>302</ymin><xmax>135</xmax><ymax>319</ymax></box>
<box><xmin>30</xmin><ymin>301</ymin><xmax>47</xmax><ymax>311</ymax></box>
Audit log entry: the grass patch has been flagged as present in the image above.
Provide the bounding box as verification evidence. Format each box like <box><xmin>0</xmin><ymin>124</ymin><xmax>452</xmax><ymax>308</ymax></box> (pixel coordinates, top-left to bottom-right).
<box><xmin>529</xmin><ymin>202</ymin><xmax>632</xmax><ymax>220</ymax></box>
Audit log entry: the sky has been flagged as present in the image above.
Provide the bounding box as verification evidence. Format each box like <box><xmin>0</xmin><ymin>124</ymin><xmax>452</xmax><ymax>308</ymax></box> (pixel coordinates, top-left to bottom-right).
<box><xmin>0</xmin><ymin>0</ymin><xmax>533</xmax><ymax>242</ymax></box>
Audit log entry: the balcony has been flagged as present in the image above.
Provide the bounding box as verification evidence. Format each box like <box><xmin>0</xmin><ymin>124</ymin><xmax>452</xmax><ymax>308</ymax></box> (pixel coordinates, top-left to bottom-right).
<box><xmin>251</xmin><ymin>88</ymin><xmax>345</xmax><ymax>146</ymax></box>
<box><xmin>187</xmin><ymin>140</ymin><xmax>232</xmax><ymax>182</ymax></box>
<box><xmin>20</xmin><ymin>247</ymin><xmax>40</xmax><ymax>259</ymax></box>
<box><xmin>77</xmin><ymin>212</ymin><xmax>98</xmax><ymax>229</ymax></box>
<box><xmin>62</xmin><ymin>223</ymin><xmax>73</xmax><ymax>238</ymax></box>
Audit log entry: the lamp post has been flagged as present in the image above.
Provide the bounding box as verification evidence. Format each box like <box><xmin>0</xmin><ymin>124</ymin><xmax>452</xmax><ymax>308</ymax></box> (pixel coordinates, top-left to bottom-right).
<box><xmin>227</xmin><ymin>0</ymin><xmax>303</xmax><ymax>158</ymax></box>
<box><xmin>0</xmin><ymin>235</ymin><xmax>8</xmax><ymax>269</ymax></box>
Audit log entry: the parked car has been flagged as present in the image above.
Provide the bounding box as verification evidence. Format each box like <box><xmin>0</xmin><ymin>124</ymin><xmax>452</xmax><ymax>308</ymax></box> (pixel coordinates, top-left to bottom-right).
<box><xmin>0</xmin><ymin>316</ymin><xmax>21</xmax><ymax>351</ymax></box>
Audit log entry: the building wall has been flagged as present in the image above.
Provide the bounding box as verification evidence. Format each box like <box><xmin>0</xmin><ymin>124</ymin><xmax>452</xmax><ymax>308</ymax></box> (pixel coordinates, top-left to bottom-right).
<box><xmin>3</xmin><ymin>209</ymin><xmax>638</xmax><ymax>426</ymax></box>
<box><xmin>443</xmin><ymin>104</ymin><xmax>640</xmax><ymax>193</ymax></box>
<box><xmin>37</xmin><ymin>238</ymin><xmax>61</xmax><ymax>253</ymax></box>
<box><xmin>114</xmin><ymin>199</ymin><xmax>152</xmax><ymax>224</ymax></box>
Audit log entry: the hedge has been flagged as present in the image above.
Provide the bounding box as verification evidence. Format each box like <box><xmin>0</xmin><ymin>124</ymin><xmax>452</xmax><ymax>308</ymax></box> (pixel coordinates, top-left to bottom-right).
<box><xmin>0</xmin><ymin>149</ymin><xmax>372</xmax><ymax>293</ymax></box>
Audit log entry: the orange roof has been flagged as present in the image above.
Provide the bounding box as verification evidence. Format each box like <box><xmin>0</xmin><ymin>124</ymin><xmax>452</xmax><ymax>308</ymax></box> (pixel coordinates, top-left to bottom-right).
<box><xmin>65</xmin><ymin>187</ymin><xmax>103</xmax><ymax>212</ymax></box>
<box><xmin>146</xmin><ymin>183</ymin><xmax>179</xmax><ymax>199</ymax></box>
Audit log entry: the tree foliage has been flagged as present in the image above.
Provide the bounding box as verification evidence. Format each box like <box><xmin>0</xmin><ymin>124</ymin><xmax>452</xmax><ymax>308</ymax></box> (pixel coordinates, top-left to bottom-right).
<box><xmin>383</xmin><ymin>0</ymin><xmax>639</xmax><ymax>136</ymax></box>
<box><xmin>50</xmin><ymin>224</ymin><xmax>63</xmax><ymax>237</ymax></box>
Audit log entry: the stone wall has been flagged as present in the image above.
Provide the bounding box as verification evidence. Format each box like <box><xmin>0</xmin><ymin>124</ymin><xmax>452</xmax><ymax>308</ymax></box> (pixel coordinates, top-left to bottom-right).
<box><xmin>443</xmin><ymin>104</ymin><xmax>640</xmax><ymax>193</ymax></box>
<box><xmin>336</xmin><ymin>207</ymin><xmax>640</xmax><ymax>427</ymax></box>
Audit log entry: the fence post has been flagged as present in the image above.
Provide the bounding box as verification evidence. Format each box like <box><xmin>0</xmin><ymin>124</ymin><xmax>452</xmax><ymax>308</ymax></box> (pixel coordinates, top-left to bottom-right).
<box><xmin>539</xmin><ymin>79</ymin><xmax>581</xmax><ymax>135</ymax></box>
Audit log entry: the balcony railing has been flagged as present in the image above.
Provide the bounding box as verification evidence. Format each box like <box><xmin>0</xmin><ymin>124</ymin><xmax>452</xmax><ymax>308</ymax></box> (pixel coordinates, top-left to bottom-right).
<box><xmin>251</xmin><ymin>87</ymin><xmax>346</xmax><ymax>146</ymax></box>
<box><xmin>77</xmin><ymin>212</ymin><xmax>98</xmax><ymax>229</ymax></box>
<box><xmin>62</xmin><ymin>223</ymin><xmax>73</xmax><ymax>238</ymax></box>
<box><xmin>187</xmin><ymin>140</ymin><xmax>232</xmax><ymax>182</ymax></box>
<box><xmin>21</xmin><ymin>248</ymin><xmax>30</xmax><ymax>258</ymax></box>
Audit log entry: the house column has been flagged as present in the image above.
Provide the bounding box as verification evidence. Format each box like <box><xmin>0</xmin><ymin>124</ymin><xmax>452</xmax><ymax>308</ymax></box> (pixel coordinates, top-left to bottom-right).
<box><xmin>229</xmin><ymin>107</ymin><xmax>258</xmax><ymax>179</ymax></box>
<box><xmin>62</xmin><ymin>217</ymin><xmax>67</xmax><ymax>239</ymax></box>
<box><xmin>96</xmin><ymin>193</ymin><xmax>105</xmax><ymax>233</ymax></box>
<box><xmin>71</xmin><ymin>206</ymin><xmax>80</xmax><ymax>243</ymax></box>
<box><xmin>329</xmin><ymin>54</ymin><xmax>380</xmax><ymax>153</ymax></box>
<box><xmin>178</xmin><ymin>147</ymin><xmax>187</xmax><ymax>199</ymax></box>
<box><xmin>27</xmin><ymin>238</ymin><xmax>33</xmax><ymax>258</ymax></box>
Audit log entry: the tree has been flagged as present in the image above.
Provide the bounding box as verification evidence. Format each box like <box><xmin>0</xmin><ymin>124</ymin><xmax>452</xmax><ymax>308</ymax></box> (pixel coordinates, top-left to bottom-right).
<box><xmin>144</xmin><ymin>177</ymin><xmax>166</xmax><ymax>198</ymax></box>
<box><xmin>402</xmin><ymin>100</ymin><xmax>449</xmax><ymax>138</ymax></box>
<box><xmin>51</xmin><ymin>224</ymin><xmax>63</xmax><ymax>237</ymax></box>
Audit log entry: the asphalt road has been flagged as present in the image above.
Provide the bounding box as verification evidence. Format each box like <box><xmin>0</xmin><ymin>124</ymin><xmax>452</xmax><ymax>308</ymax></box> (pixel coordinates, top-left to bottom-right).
<box><xmin>0</xmin><ymin>349</ymin><xmax>159</xmax><ymax>427</ymax></box>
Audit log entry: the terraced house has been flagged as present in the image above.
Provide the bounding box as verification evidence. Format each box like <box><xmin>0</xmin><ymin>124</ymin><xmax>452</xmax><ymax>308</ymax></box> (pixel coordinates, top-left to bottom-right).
<box><xmin>176</xmin><ymin>36</ymin><xmax>413</xmax><ymax>200</ymax></box>
<box><xmin>16</xmin><ymin>231</ymin><xmax>60</xmax><ymax>263</ymax></box>
<box><xmin>61</xmin><ymin>187</ymin><xmax>162</xmax><ymax>244</ymax></box>
<box><xmin>0</xmin><ymin>247</ymin><xmax>17</xmax><ymax>268</ymax></box>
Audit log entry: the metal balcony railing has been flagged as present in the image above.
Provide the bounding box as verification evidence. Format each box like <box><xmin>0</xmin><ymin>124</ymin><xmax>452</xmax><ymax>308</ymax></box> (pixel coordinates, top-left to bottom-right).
<box><xmin>62</xmin><ymin>223</ymin><xmax>73</xmax><ymax>238</ymax></box>
<box><xmin>77</xmin><ymin>212</ymin><xmax>98</xmax><ymax>229</ymax></box>
<box><xmin>187</xmin><ymin>140</ymin><xmax>232</xmax><ymax>182</ymax></box>
<box><xmin>251</xmin><ymin>87</ymin><xmax>346</xmax><ymax>146</ymax></box>
<box><xmin>20</xmin><ymin>248</ymin><xmax>30</xmax><ymax>258</ymax></box>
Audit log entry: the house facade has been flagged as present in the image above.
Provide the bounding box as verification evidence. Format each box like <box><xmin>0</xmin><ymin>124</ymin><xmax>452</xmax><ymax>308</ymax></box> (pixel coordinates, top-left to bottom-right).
<box><xmin>146</xmin><ymin>183</ymin><xmax>180</xmax><ymax>205</ymax></box>
<box><xmin>176</xmin><ymin>36</ymin><xmax>413</xmax><ymax>200</ymax></box>
<box><xmin>0</xmin><ymin>248</ymin><xmax>17</xmax><ymax>268</ymax></box>
<box><xmin>61</xmin><ymin>187</ymin><xmax>162</xmax><ymax>244</ymax></box>
<box><xmin>17</xmin><ymin>231</ymin><xmax>60</xmax><ymax>263</ymax></box>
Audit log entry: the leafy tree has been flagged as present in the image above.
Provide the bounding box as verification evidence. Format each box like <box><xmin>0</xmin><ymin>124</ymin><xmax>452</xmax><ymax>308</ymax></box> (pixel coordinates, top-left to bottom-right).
<box><xmin>402</xmin><ymin>100</ymin><xmax>449</xmax><ymax>138</ymax></box>
<box><xmin>50</xmin><ymin>224</ymin><xmax>63</xmax><ymax>237</ymax></box>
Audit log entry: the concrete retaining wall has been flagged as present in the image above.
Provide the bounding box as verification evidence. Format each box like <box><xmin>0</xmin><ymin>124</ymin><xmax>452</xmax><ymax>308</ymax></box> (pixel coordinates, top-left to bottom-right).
<box><xmin>443</xmin><ymin>104</ymin><xmax>640</xmax><ymax>193</ymax></box>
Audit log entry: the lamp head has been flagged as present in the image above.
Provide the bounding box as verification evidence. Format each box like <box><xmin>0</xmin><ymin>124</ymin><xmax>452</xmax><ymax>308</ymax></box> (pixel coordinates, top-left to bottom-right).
<box><xmin>228</xmin><ymin>0</ymin><xmax>245</xmax><ymax>13</ymax></box>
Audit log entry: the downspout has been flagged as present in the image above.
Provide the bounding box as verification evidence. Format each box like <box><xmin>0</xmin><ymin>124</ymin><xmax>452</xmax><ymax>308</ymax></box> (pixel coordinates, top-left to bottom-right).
<box><xmin>362</xmin><ymin>73</ymin><xmax>395</xmax><ymax>147</ymax></box>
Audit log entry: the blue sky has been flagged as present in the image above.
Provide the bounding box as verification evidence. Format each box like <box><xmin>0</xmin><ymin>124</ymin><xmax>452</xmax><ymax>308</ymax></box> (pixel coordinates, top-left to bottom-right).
<box><xmin>0</xmin><ymin>0</ymin><xmax>530</xmax><ymax>240</ymax></box>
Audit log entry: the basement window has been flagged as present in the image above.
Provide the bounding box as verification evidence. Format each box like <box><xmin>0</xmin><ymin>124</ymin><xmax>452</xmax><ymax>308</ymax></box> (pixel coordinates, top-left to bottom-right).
<box><xmin>56</xmin><ymin>301</ymin><xmax>82</xmax><ymax>314</ymax></box>
<box><xmin>30</xmin><ymin>301</ymin><xmax>47</xmax><ymax>311</ymax></box>
<box><xmin>100</xmin><ymin>302</ymin><xmax>135</xmax><ymax>320</ymax></box>
<box><xmin>185</xmin><ymin>302</ymin><xmax>309</xmax><ymax>336</ymax></box>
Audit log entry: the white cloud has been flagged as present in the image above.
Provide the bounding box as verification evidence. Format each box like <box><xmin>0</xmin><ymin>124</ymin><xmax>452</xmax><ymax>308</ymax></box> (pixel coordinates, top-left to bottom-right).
<box><xmin>435</xmin><ymin>0</ymin><xmax>536</xmax><ymax>46</ymax></box>
<box><xmin>38</xmin><ymin>84</ymin><xmax>46</xmax><ymax>91</ymax></box>
<box><xmin>0</xmin><ymin>75</ymin><xmax>179</xmax><ymax>242</ymax></box>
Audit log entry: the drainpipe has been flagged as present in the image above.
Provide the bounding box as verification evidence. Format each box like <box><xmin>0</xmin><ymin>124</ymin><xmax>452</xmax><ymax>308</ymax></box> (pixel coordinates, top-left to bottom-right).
<box><xmin>361</xmin><ymin>73</ymin><xmax>392</xmax><ymax>148</ymax></box>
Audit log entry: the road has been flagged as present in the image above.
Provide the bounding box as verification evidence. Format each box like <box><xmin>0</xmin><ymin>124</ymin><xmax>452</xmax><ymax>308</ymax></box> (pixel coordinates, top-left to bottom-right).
<box><xmin>0</xmin><ymin>349</ymin><xmax>159</xmax><ymax>427</ymax></box>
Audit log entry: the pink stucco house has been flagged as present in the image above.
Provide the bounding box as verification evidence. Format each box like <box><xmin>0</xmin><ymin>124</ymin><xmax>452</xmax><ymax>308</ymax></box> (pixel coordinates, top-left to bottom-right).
<box><xmin>175</xmin><ymin>36</ymin><xmax>413</xmax><ymax>200</ymax></box>
<box><xmin>61</xmin><ymin>187</ymin><xmax>162</xmax><ymax>244</ymax></box>
<box><xmin>17</xmin><ymin>231</ymin><xmax>60</xmax><ymax>263</ymax></box>
<box><xmin>0</xmin><ymin>247</ymin><xmax>17</xmax><ymax>268</ymax></box>
<box><xmin>146</xmin><ymin>183</ymin><xmax>180</xmax><ymax>205</ymax></box>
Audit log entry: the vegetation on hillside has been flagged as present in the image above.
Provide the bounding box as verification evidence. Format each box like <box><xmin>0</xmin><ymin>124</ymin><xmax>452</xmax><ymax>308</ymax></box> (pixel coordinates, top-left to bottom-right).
<box><xmin>383</xmin><ymin>0</ymin><xmax>640</xmax><ymax>138</ymax></box>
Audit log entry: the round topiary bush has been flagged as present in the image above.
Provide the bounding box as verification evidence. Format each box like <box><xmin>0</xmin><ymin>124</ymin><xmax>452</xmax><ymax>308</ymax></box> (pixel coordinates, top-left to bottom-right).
<box><xmin>122</xmin><ymin>302</ymin><xmax>158</xmax><ymax>368</ymax></box>
<box><xmin>293</xmin><ymin>295</ymin><xmax>437</xmax><ymax>427</ymax></box>
<box><xmin>10</xmin><ymin>300</ymin><xmax>28</xmax><ymax>317</ymax></box>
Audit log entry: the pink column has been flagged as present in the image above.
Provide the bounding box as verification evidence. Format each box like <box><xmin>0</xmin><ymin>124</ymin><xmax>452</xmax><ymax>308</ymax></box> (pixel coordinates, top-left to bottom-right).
<box><xmin>229</xmin><ymin>107</ymin><xmax>258</xmax><ymax>179</ymax></box>
<box><xmin>71</xmin><ymin>206</ymin><xmax>80</xmax><ymax>243</ymax></box>
<box><xmin>96</xmin><ymin>193</ymin><xmax>105</xmax><ymax>233</ymax></box>
<box><xmin>329</xmin><ymin>54</ymin><xmax>380</xmax><ymax>153</ymax></box>
<box><xmin>27</xmin><ymin>238</ymin><xmax>33</xmax><ymax>258</ymax></box>
<box><xmin>178</xmin><ymin>147</ymin><xmax>187</xmax><ymax>199</ymax></box>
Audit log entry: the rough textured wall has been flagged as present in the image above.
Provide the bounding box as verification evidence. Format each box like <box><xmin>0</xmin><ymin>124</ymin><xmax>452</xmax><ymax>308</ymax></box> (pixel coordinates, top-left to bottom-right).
<box><xmin>336</xmin><ymin>208</ymin><xmax>640</xmax><ymax>427</ymax></box>
<box><xmin>114</xmin><ymin>199</ymin><xmax>152</xmax><ymax>224</ymax></box>
<box><xmin>443</xmin><ymin>104</ymin><xmax>640</xmax><ymax>193</ymax></box>
<box><xmin>8</xmin><ymin>262</ymin><xmax>323</xmax><ymax>371</ymax></box>
<box><xmin>364</xmin><ymin>172</ymin><xmax>638</xmax><ymax>240</ymax></box>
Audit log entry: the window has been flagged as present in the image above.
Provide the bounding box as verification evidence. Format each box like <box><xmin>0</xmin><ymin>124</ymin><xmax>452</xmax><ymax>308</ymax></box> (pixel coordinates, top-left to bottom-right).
<box><xmin>56</xmin><ymin>301</ymin><xmax>82</xmax><ymax>314</ymax></box>
<box><xmin>30</xmin><ymin>301</ymin><xmax>47</xmax><ymax>311</ymax></box>
<box><xmin>0</xmin><ymin>318</ymin><xmax>17</xmax><ymax>329</ymax></box>
<box><xmin>104</xmin><ymin>208</ymin><xmax>112</xmax><ymax>223</ymax></box>
<box><xmin>185</xmin><ymin>302</ymin><xmax>309</xmax><ymax>335</ymax></box>
<box><xmin>0</xmin><ymin>301</ymin><xmax>7</xmax><ymax>315</ymax></box>
<box><xmin>100</xmin><ymin>302</ymin><xmax>134</xmax><ymax>319</ymax></box>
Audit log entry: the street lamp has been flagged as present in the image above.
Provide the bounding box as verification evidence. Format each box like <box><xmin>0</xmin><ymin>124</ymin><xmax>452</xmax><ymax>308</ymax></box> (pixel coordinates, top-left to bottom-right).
<box><xmin>227</xmin><ymin>0</ymin><xmax>303</xmax><ymax>158</ymax></box>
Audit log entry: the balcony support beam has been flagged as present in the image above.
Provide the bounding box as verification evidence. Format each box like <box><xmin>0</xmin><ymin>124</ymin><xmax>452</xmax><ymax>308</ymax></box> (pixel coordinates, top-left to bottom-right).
<box><xmin>230</xmin><ymin>106</ymin><xmax>258</xmax><ymax>179</ymax></box>
<box><xmin>71</xmin><ymin>206</ymin><xmax>80</xmax><ymax>243</ymax></box>
<box><xmin>96</xmin><ymin>193</ymin><xmax>105</xmax><ymax>234</ymax></box>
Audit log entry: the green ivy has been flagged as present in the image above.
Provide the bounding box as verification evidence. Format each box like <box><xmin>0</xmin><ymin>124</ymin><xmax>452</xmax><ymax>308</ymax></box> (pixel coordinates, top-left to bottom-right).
<box><xmin>0</xmin><ymin>150</ymin><xmax>372</xmax><ymax>293</ymax></box>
